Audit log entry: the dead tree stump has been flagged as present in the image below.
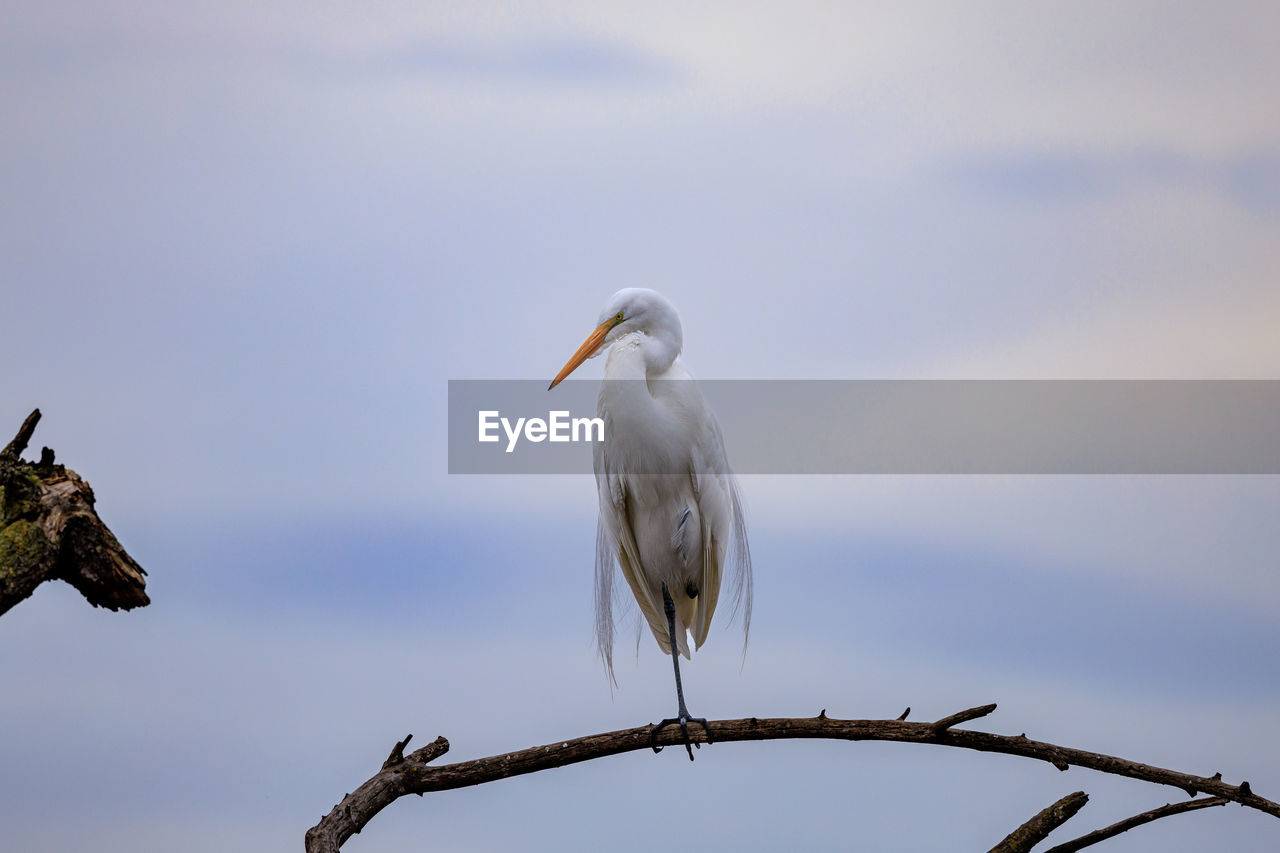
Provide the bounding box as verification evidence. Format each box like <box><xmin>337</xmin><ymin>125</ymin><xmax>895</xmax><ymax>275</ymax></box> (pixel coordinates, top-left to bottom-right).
<box><xmin>0</xmin><ymin>408</ymin><xmax>148</xmax><ymax>617</ymax></box>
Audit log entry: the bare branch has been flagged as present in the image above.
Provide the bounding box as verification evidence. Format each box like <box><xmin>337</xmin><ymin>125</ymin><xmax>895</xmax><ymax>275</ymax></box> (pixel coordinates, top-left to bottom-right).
<box><xmin>931</xmin><ymin>702</ymin><xmax>997</xmax><ymax>733</ymax></box>
<box><xmin>1043</xmin><ymin>796</ymin><xmax>1229</xmax><ymax>853</ymax></box>
<box><xmin>305</xmin><ymin>735</ymin><xmax>450</xmax><ymax>853</ymax></box>
<box><xmin>406</xmin><ymin>736</ymin><xmax>451</xmax><ymax>765</ymax></box>
<box><xmin>305</xmin><ymin>707</ymin><xmax>1280</xmax><ymax>852</ymax></box>
<box><xmin>988</xmin><ymin>791</ymin><xmax>1088</xmax><ymax>853</ymax></box>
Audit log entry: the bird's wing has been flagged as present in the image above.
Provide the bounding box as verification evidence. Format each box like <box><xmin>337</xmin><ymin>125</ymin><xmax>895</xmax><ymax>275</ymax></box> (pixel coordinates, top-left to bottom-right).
<box><xmin>690</xmin><ymin>410</ymin><xmax>753</xmax><ymax>652</ymax></box>
<box><xmin>593</xmin><ymin>437</ymin><xmax>680</xmax><ymax>679</ymax></box>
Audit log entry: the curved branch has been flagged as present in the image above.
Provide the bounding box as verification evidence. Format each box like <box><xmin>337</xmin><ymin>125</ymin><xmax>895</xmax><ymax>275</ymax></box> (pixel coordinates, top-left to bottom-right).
<box><xmin>305</xmin><ymin>704</ymin><xmax>1279</xmax><ymax>852</ymax></box>
<box><xmin>1044</xmin><ymin>796</ymin><xmax>1229</xmax><ymax>853</ymax></box>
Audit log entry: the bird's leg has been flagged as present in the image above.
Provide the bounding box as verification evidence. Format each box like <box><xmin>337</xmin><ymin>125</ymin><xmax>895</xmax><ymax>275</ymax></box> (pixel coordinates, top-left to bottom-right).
<box><xmin>650</xmin><ymin>582</ymin><xmax>712</xmax><ymax>760</ymax></box>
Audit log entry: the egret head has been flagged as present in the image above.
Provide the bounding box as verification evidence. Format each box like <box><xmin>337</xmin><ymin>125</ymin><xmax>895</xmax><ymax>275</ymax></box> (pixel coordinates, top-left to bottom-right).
<box><xmin>548</xmin><ymin>288</ymin><xmax>683</xmax><ymax>389</ymax></box>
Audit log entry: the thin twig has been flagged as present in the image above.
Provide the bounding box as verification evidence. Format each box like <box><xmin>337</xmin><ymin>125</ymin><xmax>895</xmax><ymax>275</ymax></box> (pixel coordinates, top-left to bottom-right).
<box><xmin>1043</xmin><ymin>796</ymin><xmax>1229</xmax><ymax>853</ymax></box>
<box><xmin>931</xmin><ymin>703</ymin><xmax>997</xmax><ymax>732</ymax></box>
<box><xmin>988</xmin><ymin>791</ymin><xmax>1088</xmax><ymax>853</ymax></box>
<box><xmin>304</xmin><ymin>706</ymin><xmax>1280</xmax><ymax>853</ymax></box>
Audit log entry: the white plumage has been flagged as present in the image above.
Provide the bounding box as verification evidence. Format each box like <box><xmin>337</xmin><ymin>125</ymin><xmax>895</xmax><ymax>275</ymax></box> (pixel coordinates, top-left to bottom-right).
<box><xmin>549</xmin><ymin>288</ymin><xmax>752</xmax><ymax>682</ymax></box>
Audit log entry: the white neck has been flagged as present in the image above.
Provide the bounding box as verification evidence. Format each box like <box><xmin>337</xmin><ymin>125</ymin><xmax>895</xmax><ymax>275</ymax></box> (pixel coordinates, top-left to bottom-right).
<box><xmin>605</xmin><ymin>331</ymin><xmax>680</xmax><ymax>379</ymax></box>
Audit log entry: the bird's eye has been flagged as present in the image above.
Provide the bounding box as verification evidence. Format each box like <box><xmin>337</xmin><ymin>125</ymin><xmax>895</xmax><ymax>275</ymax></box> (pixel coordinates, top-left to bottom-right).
<box><xmin>614</xmin><ymin>311</ymin><xmax>624</xmax><ymax>323</ymax></box>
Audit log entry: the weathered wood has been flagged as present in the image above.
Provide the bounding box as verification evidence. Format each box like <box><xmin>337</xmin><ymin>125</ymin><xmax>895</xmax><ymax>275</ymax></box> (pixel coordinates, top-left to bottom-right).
<box><xmin>0</xmin><ymin>409</ymin><xmax>147</xmax><ymax>616</ymax></box>
<box><xmin>1044</xmin><ymin>796</ymin><xmax>1229</xmax><ymax>853</ymax></box>
<box><xmin>989</xmin><ymin>791</ymin><xmax>1089</xmax><ymax>853</ymax></box>
<box><xmin>1</xmin><ymin>408</ymin><xmax>42</xmax><ymax>459</ymax></box>
<box><xmin>931</xmin><ymin>701</ymin><xmax>996</xmax><ymax>732</ymax></box>
<box><xmin>305</xmin><ymin>705</ymin><xmax>1280</xmax><ymax>852</ymax></box>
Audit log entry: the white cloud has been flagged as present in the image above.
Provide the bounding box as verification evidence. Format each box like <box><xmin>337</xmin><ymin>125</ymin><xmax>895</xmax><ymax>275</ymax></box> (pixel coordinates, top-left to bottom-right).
<box><xmin>928</xmin><ymin>286</ymin><xmax>1280</xmax><ymax>379</ymax></box>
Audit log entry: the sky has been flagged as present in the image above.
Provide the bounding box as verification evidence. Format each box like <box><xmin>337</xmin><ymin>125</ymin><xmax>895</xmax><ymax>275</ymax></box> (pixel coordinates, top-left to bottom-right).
<box><xmin>2</xmin><ymin>2</ymin><xmax>1279</xmax><ymax>850</ymax></box>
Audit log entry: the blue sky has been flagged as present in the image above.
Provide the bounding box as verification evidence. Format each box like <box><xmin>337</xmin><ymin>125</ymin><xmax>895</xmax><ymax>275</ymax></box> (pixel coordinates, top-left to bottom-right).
<box><xmin>2</xmin><ymin>2</ymin><xmax>1279</xmax><ymax>850</ymax></box>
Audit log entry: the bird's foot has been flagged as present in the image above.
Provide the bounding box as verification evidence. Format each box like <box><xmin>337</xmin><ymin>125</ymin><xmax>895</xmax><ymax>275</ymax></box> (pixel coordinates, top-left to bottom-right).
<box><xmin>650</xmin><ymin>714</ymin><xmax>712</xmax><ymax>761</ymax></box>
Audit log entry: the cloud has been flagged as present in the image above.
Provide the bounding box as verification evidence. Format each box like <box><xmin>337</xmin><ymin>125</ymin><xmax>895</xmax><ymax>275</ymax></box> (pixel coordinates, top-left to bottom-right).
<box><xmin>0</xmin><ymin>23</ymin><xmax>684</xmax><ymax>93</ymax></box>
<box><xmin>360</xmin><ymin>36</ymin><xmax>686</xmax><ymax>88</ymax></box>
<box><xmin>944</xmin><ymin>147</ymin><xmax>1280</xmax><ymax>215</ymax></box>
<box><xmin>924</xmin><ymin>286</ymin><xmax>1280</xmax><ymax>380</ymax></box>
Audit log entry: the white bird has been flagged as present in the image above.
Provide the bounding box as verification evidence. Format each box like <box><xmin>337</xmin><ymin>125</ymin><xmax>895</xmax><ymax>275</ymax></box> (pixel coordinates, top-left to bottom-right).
<box><xmin>549</xmin><ymin>288</ymin><xmax>752</xmax><ymax>759</ymax></box>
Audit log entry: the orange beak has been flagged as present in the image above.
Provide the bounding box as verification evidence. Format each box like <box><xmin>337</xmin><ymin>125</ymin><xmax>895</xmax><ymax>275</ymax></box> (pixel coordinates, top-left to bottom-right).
<box><xmin>548</xmin><ymin>319</ymin><xmax>613</xmax><ymax>390</ymax></box>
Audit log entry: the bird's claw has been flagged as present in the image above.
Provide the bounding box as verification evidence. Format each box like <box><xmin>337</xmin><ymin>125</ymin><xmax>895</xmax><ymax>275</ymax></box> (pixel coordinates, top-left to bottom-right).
<box><xmin>651</xmin><ymin>715</ymin><xmax>712</xmax><ymax>761</ymax></box>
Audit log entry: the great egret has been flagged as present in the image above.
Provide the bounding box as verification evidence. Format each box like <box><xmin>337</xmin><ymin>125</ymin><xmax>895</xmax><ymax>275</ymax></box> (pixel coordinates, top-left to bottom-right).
<box><xmin>549</xmin><ymin>288</ymin><xmax>752</xmax><ymax>760</ymax></box>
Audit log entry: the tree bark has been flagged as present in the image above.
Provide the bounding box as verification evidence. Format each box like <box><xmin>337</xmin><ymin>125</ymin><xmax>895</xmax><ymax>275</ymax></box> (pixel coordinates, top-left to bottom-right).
<box><xmin>1043</xmin><ymin>796</ymin><xmax>1228</xmax><ymax>853</ymax></box>
<box><xmin>0</xmin><ymin>409</ymin><xmax>148</xmax><ymax>617</ymax></box>
<box><xmin>989</xmin><ymin>791</ymin><xmax>1089</xmax><ymax>853</ymax></box>
<box><xmin>305</xmin><ymin>704</ymin><xmax>1279</xmax><ymax>852</ymax></box>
